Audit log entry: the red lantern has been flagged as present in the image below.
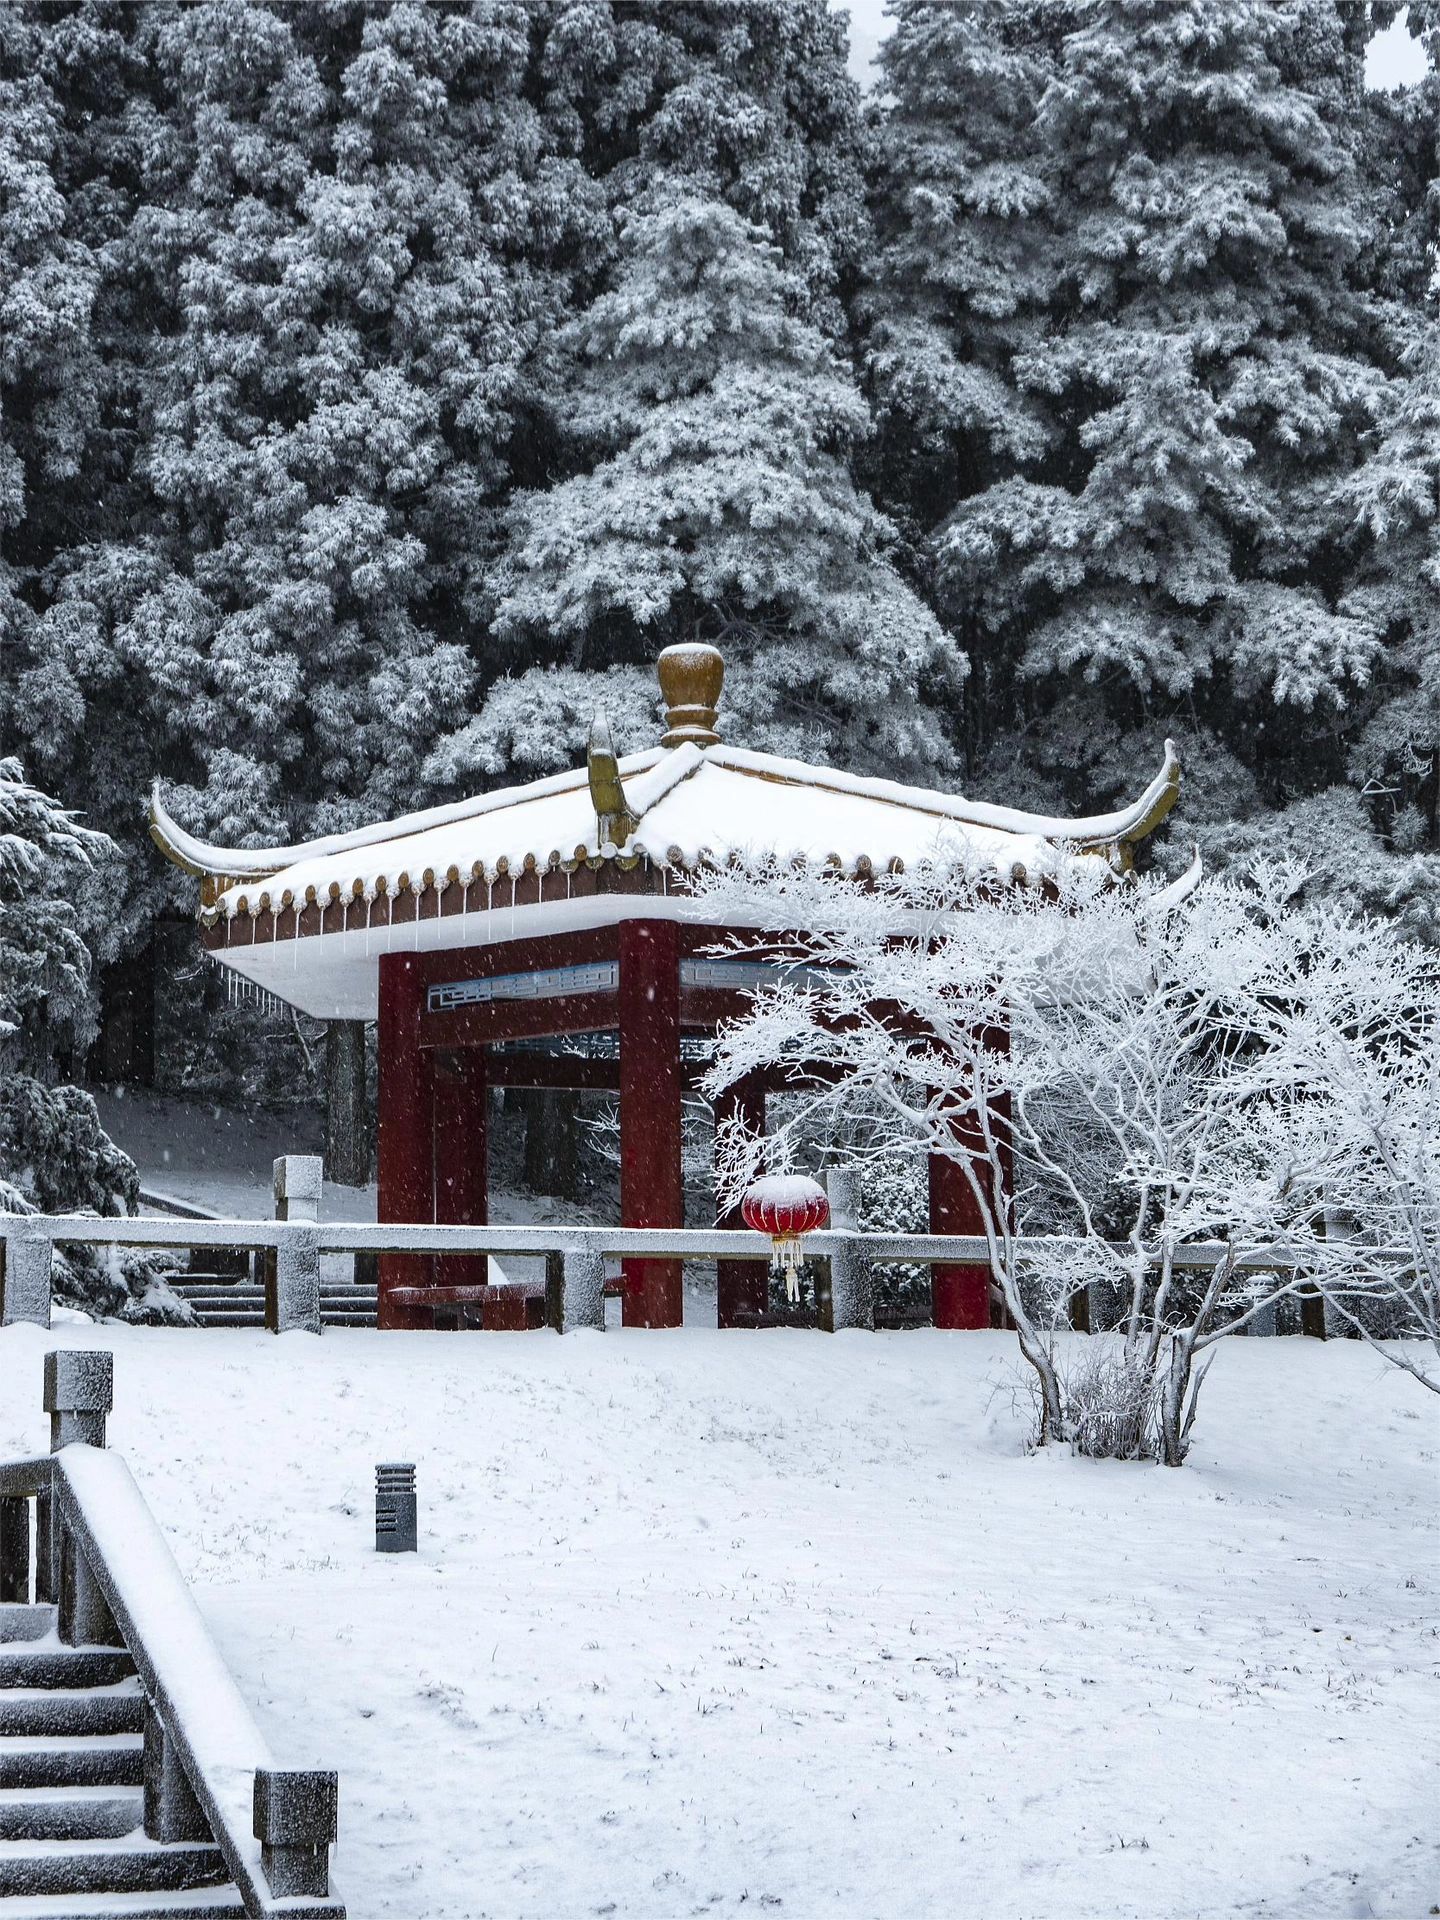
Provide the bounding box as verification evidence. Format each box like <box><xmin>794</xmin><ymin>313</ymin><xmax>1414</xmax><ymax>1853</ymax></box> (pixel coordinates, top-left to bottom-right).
<box><xmin>741</xmin><ymin>1175</ymin><xmax>830</xmax><ymax>1303</ymax></box>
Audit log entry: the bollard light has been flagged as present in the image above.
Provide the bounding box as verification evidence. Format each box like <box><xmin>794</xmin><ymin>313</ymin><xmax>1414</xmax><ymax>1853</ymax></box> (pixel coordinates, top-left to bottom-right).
<box><xmin>375</xmin><ymin>1463</ymin><xmax>417</xmax><ymax>1554</ymax></box>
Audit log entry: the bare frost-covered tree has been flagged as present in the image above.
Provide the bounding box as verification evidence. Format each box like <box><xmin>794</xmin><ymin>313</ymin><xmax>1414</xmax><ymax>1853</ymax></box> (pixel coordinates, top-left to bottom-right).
<box><xmin>1225</xmin><ymin>886</ymin><xmax>1440</xmax><ymax>1396</ymax></box>
<box><xmin>693</xmin><ymin>854</ymin><xmax>1404</xmax><ymax>1463</ymax></box>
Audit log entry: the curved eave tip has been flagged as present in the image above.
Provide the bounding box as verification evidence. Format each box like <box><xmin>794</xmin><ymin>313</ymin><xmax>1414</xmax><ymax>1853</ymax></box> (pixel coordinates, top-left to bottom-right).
<box><xmin>1123</xmin><ymin>738</ymin><xmax>1182</xmax><ymax>847</ymax></box>
<box><xmin>148</xmin><ymin>780</ymin><xmax>206</xmax><ymax>877</ymax></box>
<box><xmin>1151</xmin><ymin>845</ymin><xmax>1203</xmax><ymax>912</ymax></box>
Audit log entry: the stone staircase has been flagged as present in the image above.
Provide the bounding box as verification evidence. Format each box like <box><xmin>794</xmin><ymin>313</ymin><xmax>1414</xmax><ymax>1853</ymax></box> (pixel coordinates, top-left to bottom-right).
<box><xmin>165</xmin><ymin>1274</ymin><xmax>377</xmax><ymax>1331</ymax></box>
<box><xmin>0</xmin><ymin>1603</ymin><xmax>244</xmax><ymax>1917</ymax></box>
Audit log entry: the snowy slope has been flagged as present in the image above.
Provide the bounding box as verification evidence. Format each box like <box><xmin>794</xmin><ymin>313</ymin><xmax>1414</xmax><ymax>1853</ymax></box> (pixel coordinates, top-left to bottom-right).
<box><xmin>0</xmin><ymin>1322</ymin><xmax>1433</xmax><ymax>1920</ymax></box>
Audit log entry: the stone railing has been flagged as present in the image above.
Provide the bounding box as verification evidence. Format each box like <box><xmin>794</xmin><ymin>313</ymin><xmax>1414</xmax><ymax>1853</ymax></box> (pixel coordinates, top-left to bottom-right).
<box><xmin>0</xmin><ymin>1350</ymin><xmax>344</xmax><ymax>1916</ymax></box>
<box><xmin>0</xmin><ymin>1163</ymin><xmax>1326</xmax><ymax>1336</ymax></box>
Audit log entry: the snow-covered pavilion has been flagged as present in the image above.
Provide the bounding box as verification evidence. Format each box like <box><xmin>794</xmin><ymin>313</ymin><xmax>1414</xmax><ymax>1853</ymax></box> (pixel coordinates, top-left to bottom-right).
<box><xmin>151</xmin><ymin>644</ymin><xmax>1180</xmax><ymax>1331</ymax></box>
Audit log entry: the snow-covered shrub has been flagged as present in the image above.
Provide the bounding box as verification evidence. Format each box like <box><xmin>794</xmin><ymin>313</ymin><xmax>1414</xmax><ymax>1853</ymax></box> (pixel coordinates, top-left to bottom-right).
<box><xmin>1061</xmin><ymin>1340</ymin><xmax>1162</xmax><ymax>1462</ymax></box>
<box><xmin>0</xmin><ymin>1079</ymin><xmax>137</xmax><ymax>1218</ymax></box>
<box><xmin>53</xmin><ymin>1246</ymin><xmax>195</xmax><ymax>1328</ymax></box>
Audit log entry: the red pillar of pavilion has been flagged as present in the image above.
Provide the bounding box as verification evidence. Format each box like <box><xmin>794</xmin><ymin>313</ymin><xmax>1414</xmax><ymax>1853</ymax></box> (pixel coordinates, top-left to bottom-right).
<box><xmin>619</xmin><ymin>919</ymin><xmax>684</xmax><ymax>1327</ymax></box>
<box><xmin>929</xmin><ymin>1030</ymin><xmax>1012</xmax><ymax>1329</ymax></box>
<box><xmin>928</xmin><ymin>1148</ymin><xmax>991</xmax><ymax>1330</ymax></box>
<box><xmin>377</xmin><ymin>952</ymin><xmax>435</xmax><ymax>1328</ymax></box>
<box><xmin>433</xmin><ymin>1053</ymin><xmax>488</xmax><ymax>1290</ymax></box>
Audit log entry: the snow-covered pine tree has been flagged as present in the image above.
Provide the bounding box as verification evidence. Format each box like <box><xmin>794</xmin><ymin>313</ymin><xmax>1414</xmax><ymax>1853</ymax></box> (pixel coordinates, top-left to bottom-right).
<box><xmin>916</xmin><ymin>0</ymin><xmax>1384</xmax><ymax>810</ymax></box>
<box><xmin>864</xmin><ymin>1</ymin><xmax>1060</xmax><ymax>528</ymax></box>
<box><xmin>1343</xmin><ymin>6</ymin><xmax>1440</xmax><ymax>868</ymax></box>
<box><xmin>119</xmin><ymin>0</ymin><xmax>588</xmax><ymax>848</ymax></box>
<box><xmin>531</xmin><ymin>0</ymin><xmax>869</xmax><ymax>333</ymax></box>
<box><xmin>434</xmin><ymin>0</ymin><xmax>961</xmax><ymax>782</ymax></box>
<box><xmin>0</xmin><ymin>758</ymin><xmax>136</xmax><ymax>1218</ymax></box>
<box><xmin>449</xmin><ymin>196</ymin><xmax>962</xmax><ymax>778</ymax></box>
<box><xmin>861</xmin><ymin>0</ymin><xmax>1076</xmax><ymax>768</ymax></box>
<box><xmin>0</xmin><ymin>6</ymin><xmax>100</xmax><ymax>679</ymax></box>
<box><xmin>0</xmin><ymin>5</ymin><xmax>192</xmax><ymax>1062</ymax></box>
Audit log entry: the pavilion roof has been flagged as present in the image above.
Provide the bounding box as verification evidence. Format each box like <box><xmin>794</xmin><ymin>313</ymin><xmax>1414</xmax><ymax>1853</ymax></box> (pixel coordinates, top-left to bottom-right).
<box><xmin>154</xmin><ymin>733</ymin><xmax>1180</xmax><ymax>927</ymax></box>
<box><xmin>149</xmin><ymin>644</ymin><xmax>1182</xmax><ymax>1020</ymax></box>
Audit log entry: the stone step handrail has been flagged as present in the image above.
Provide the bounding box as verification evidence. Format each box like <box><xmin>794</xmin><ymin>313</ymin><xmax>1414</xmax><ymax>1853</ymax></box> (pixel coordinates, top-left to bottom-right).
<box><xmin>0</xmin><ymin>1352</ymin><xmax>343</xmax><ymax>1917</ymax></box>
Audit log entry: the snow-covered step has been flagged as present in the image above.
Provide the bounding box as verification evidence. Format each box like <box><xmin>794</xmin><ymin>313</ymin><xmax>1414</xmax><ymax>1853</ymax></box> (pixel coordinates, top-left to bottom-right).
<box><xmin>0</xmin><ymin>1833</ymin><xmax>227</xmax><ymax>1897</ymax></box>
<box><xmin>0</xmin><ymin>1616</ymin><xmax>51</xmax><ymax>1654</ymax></box>
<box><xmin>0</xmin><ymin>1787</ymin><xmax>143</xmax><ymax>1841</ymax></box>
<box><xmin>0</xmin><ymin>1686</ymin><xmax>144</xmax><ymax>1739</ymax></box>
<box><xmin>0</xmin><ymin>1888</ymin><xmax>245</xmax><ymax>1918</ymax></box>
<box><xmin>170</xmin><ymin>1290</ymin><xmax>378</xmax><ymax>1304</ymax></box>
<box><xmin>0</xmin><ymin>1649</ymin><xmax>135</xmax><ymax>1693</ymax></box>
<box><xmin>0</xmin><ymin>1737</ymin><xmax>144</xmax><ymax>1791</ymax></box>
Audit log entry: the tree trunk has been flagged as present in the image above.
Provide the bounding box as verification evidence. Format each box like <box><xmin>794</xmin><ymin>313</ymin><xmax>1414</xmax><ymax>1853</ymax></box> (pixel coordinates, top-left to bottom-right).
<box><xmin>523</xmin><ymin>1089</ymin><xmax>581</xmax><ymax>1199</ymax></box>
<box><xmin>93</xmin><ymin>940</ymin><xmax>156</xmax><ymax>1086</ymax></box>
<box><xmin>324</xmin><ymin>1021</ymin><xmax>370</xmax><ymax>1187</ymax></box>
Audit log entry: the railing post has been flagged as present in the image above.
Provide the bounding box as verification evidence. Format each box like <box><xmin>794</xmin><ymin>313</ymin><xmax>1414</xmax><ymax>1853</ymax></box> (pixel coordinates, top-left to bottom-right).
<box><xmin>34</xmin><ymin>1484</ymin><xmax>57</xmax><ymax>1605</ymax></box>
<box><xmin>1</xmin><ymin>1222</ymin><xmax>52</xmax><ymax>1328</ymax></box>
<box><xmin>143</xmin><ymin>1702</ymin><xmax>210</xmax><ymax>1842</ymax></box>
<box><xmin>0</xmin><ymin>1496</ymin><xmax>29</xmax><ymax>1604</ymax></box>
<box><xmin>822</xmin><ymin>1171</ymin><xmax>873</xmax><ymax>1332</ymax></box>
<box><xmin>267</xmin><ymin>1224</ymin><xmax>322</xmax><ymax>1334</ymax></box>
<box><xmin>1248</xmin><ymin>1297</ymin><xmax>1278</xmax><ymax>1337</ymax></box>
<box><xmin>823</xmin><ymin>1233</ymin><xmax>874</xmax><ymax>1332</ymax></box>
<box><xmin>266</xmin><ymin>1155</ymin><xmax>324</xmax><ymax>1334</ymax></box>
<box><xmin>254</xmin><ymin>1767</ymin><xmax>338</xmax><ymax>1899</ymax></box>
<box><xmin>45</xmin><ymin>1350</ymin><xmax>112</xmax><ymax>1451</ymax></box>
<box><xmin>560</xmin><ymin>1244</ymin><xmax>606</xmax><ymax>1331</ymax></box>
<box><xmin>45</xmin><ymin>1351</ymin><xmax>118</xmax><ymax>1645</ymax></box>
<box><xmin>58</xmin><ymin>1523</ymin><xmax>119</xmax><ymax>1647</ymax></box>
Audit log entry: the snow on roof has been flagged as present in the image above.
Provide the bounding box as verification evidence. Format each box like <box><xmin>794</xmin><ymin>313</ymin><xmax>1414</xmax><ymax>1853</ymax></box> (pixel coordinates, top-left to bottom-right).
<box><xmin>149</xmin><ymin>645</ymin><xmax>1181</xmax><ymax>1019</ymax></box>
<box><xmin>186</xmin><ymin>739</ymin><xmax>1174</xmax><ymax>922</ymax></box>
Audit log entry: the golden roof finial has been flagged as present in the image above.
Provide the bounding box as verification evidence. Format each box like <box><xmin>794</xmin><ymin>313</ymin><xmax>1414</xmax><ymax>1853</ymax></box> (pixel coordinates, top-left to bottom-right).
<box><xmin>658</xmin><ymin>643</ymin><xmax>723</xmax><ymax>749</ymax></box>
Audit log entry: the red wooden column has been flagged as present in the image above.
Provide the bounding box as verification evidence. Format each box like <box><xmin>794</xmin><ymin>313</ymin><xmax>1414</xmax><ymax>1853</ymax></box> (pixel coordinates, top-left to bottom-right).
<box><xmin>377</xmin><ymin>953</ymin><xmax>435</xmax><ymax>1329</ymax></box>
<box><xmin>619</xmin><ymin>919</ymin><xmax>684</xmax><ymax>1327</ymax></box>
<box><xmin>433</xmin><ymin>1053</ymin><xmax>488</xmax><ymax>1291</ymax></box>
<box><xmin>714</xmin><ymin>1081</ymin><xmax>768</xmax><ymax>1327</ymax></box>
<box><xmin>928</xmin><ymin>1148</ymin><xmax>991</xmax><ymax>1330</ymax></box>
<box><xmin>929</xmin><ymin>1028</ymin><xmax>1012</xmax><ymax>1330</ymax></box>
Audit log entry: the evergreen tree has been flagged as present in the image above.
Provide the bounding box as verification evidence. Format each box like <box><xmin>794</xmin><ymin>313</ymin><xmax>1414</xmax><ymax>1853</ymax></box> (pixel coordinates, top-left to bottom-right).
<box><xmin>862</xmin><ymin>0</ymin><xmax>1072</xmax><ymax>768</ymax></box>
<box><xmin>442</xmin><ymin>197</ymin><xmax>962</xmax><ymax>777</ymax></box>
<box><xmin>441</xmin><ymin>0</ymin><xmax>935</xmax><ymax>779</ymax></box>
<box><xmin>874</xmin><ymin>0</ymin><xmax>1385</xmax><ymax>817</ymax></box>
<box><xmin>0</xmin><ymin>757</ymin><xmax>136</xmax><ymax>1218</ymax></box>
<box><xmin>1</xmin><ymin>5</ymin><xmax>187</xmax><ymax>999</ymax></box>
<box><xmin>0</xmin><ymin>4</ymin><xmax>101</xmax><ymax>766</ymax></box>
<box><xmin>1343</xmin><ymin>4</ymin><xmax>1440</xmax><ymax>855</ymax></box>
<box><xmin>125</xmin><ymin>0</ymin><xmax>587</xmax><ymax>846</ymax></box>
<box><xmin>531</xmin><ymin>0</ymin><xmax>869</xmax><ymax>329</ymax></box>
<box><xmin>865</xmin><ymin>1</ymin><xmax>1060</xmax><ymax>517</ymax></box>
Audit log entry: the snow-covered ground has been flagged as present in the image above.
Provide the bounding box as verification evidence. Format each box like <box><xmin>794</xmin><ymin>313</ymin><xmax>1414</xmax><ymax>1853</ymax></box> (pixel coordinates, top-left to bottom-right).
<box><xmin>1</xmin><ymin>1320</ymin><xmax>1434</xmax><ymax>1920</ymax></box>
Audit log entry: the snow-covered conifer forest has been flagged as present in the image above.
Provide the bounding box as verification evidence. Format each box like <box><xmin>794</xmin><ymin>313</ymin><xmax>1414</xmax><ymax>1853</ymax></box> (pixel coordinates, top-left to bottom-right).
<box><xmin>0</xmin><ymin>0</ymin><xmax>1435</xmax><ymax>1110</ymax></box>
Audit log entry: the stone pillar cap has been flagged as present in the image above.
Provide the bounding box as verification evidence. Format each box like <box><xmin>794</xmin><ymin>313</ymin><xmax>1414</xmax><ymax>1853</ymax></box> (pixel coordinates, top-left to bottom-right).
<box><xmin>273</xmin><ymin>1155</ymin><xmax>323</xmax><ymax>1202</ymax></box>
<box><xmin>44</xmin><ymin>1349</ymin><xmax>114</xmax><ymax>1414</ymax></box>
